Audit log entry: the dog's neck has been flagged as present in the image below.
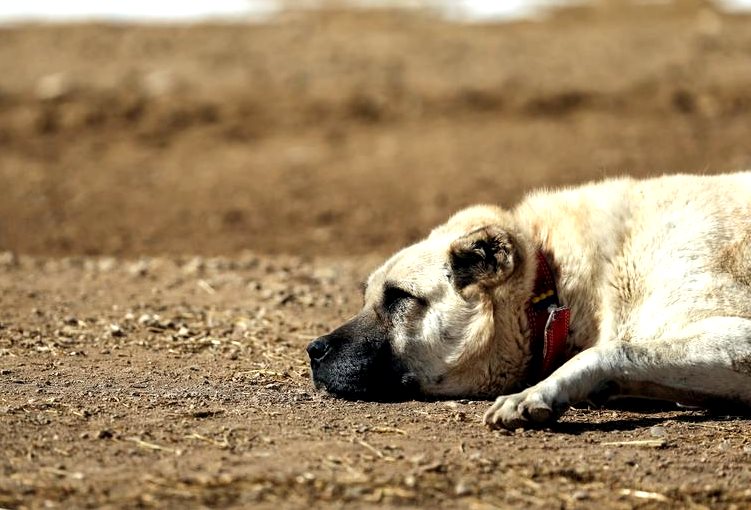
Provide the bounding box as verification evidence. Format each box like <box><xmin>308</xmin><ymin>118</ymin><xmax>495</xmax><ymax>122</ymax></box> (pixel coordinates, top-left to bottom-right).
<box><xmin>526</xmin><ymin>250</ymin><xmax>570</xmax><ymax>382</ymax></box>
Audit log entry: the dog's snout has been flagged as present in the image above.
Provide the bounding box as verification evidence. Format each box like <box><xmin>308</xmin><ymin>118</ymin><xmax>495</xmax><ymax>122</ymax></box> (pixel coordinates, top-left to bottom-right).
<box><xmin>307</xmin><ymin>337</ymin><xmax>331</xmax><ymax>362</ymax></box>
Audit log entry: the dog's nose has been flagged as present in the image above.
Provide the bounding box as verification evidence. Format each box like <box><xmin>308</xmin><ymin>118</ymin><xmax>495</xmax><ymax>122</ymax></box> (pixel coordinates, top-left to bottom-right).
<box><xmin>307</xmin><ymin>337</ymin><xmax>331</xmax><ymax>362</ymax></box>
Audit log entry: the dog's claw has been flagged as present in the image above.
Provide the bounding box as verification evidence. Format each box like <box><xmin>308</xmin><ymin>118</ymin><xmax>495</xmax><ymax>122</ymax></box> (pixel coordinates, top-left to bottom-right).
<box><xmin>528</xmin><ymin>405</ymin><xmax>553</xmax><ymax>423</ymax></box>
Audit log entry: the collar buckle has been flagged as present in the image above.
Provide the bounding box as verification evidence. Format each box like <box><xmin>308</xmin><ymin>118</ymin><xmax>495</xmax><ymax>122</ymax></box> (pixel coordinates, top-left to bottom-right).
<box><xmin>526</xmin><ymin>250</ymin><xmax>570</xmax><ymax>380</ymax></box>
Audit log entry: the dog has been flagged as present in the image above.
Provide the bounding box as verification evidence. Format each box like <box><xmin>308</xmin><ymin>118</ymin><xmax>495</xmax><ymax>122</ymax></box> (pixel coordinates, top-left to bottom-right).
<box><xmin>307</xmin><ymin>172</ymin><xmax>751</xmax><ymax>429</ymax></box>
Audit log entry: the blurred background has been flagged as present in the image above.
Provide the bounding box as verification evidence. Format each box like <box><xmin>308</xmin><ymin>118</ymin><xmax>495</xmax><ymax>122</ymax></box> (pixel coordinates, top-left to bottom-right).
<box><xmin>1</xmin><ymin>0</ymin><xmax>750</xmax><ymax>258</ymax></box>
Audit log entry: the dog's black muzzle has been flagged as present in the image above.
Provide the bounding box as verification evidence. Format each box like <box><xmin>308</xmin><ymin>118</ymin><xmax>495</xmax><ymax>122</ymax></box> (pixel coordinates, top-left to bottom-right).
<box><xmin>307</xmin><ymin>312</ymin><xmax>417</xmax><ymax>401</ymax></box>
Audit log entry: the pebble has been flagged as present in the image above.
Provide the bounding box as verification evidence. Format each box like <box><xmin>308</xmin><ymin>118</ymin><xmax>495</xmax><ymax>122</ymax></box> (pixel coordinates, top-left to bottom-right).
<box><xmin>127</xmin><ymin>260</ymin><xmax>150</xmax><ymax>277</ymax></box>
<box><xmin>137</xmin><ymin>314</ymin><xmax>155</xmax><ymax>325</ymax></box>
<box><xmin>182</xmin><ymin>257</ymin><xmax>205</xmax><ymax>275</ymax></box>
<box><xmin>0</xmin><ymin>251</ymin><xmax>19</xmax><ymax>268</ymax></box>
<box><xmin>97</xmin><ymin>257</ymin><xmax>117</xmax><ymax>272</ymax></box>
<box><xmin>109</xmin><ymin>324</ymin><xmax>125</xmax><ymax>337</ymax></box>
<box><xmin>97</xmin><ymin>429</ymin><xmax>114</xmax><ymax>440</ymax></box>
<box><xmin>35</xmin><ymin>72</ymin><xmax>74</xmax><ymax>101</ymax></box>
<box><xmin>455</xmin><ymin>481</ymin><xmax>472</xmax><ymax>496</ymax></box>
<box><xmin>649</xmin><ymin>425</ymin><xmax>667</xmax><ymax>438</ymax></box>
<box><xmin>141</xmin><ymin>69</ymin><xmax>179</xmax><ymax>97</ymax></box>
<box><xmin>572</xmin><ymin>490</ymin><xmax>590</xmax><ymax>500</ymax></box>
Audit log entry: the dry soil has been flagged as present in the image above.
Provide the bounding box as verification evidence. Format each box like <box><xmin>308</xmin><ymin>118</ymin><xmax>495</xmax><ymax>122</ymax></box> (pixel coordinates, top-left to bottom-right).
<box><xmin>1</xmin><ymin>4</ymin><xmax>751</xmax><ymax>509</ymax></box>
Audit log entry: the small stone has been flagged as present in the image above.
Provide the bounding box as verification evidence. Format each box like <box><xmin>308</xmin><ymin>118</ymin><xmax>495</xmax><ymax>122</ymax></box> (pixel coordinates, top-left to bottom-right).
<box><xmin>137</xmin><ymin>314</ymin><xmax>153</xmax><ymax>325</ymax></box>
<box><xmin>455</xmin><ymin>481</ymin><xmax>472</xmax><ymax>496</ymax></box>
<box><xmin>0</xmin><ymin>251</ymin><xmax>19</xmax><ymax>268</ymax></box>
<box><xmin>35</xmin><ymin>72</ymin><xmax>74</xmax><ymax>101</ymax></box>
<box><xmin>649</xmin><ymin>425</ymin><xmax>667</xmax><ymax>438</ymax></box>
<box><xmin>141</xmin><ymin>69</ymin><xmax>179</xmax><ymax>97</ymax></box>
<box><xmin>295</xmin><ymin>472</ymin><xmax>315</xmax><ymax>484</ymax></box>
<box><xmin>97</xmin><ymin>429</ymin><xmax>114</xmax><ymax>439</ymax></box>
<box><xmin>182</xmin><ymin>257</ymin><xmax>205</xmax><ymax>275</ymax></box>
<box><xmin>403</xmin><ymin>475</ymin><xmax>417</xmax><ymax>488</ymax></box>
<box><xmin>572</xmin><ymin>490</ymin><xmax>590</xmax><ymax>500</ymax></box>
<box><xmin>97</xmin><ymin>257</ymin><xmax>117</xmax><ymax>272</ymax></box>
<box><xmin>176</xmin><ymin>326</ymin><xmax>190</xmax><ymax>338</ymax></box>
<box><xmin>127</xmin><ymin>260</ymin><xmax>149</xmax><ymax>277</ymax></box>
<box><xmin>109</xmin><ymin>324</ymin><xmax>125</xmax><ymax>337</ymax></box>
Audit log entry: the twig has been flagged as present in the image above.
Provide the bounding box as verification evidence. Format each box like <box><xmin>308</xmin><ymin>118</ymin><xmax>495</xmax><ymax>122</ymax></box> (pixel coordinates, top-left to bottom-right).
<box><xmin>354</xmin><ymin>438</ymin><xmax>384</xmax><ymax>458</ymax></box>
<box><xmin>601</xmin><ymin>439</ymin><xmax>667</xmax><ymax>448</ymax></box>
<box><xmin>185</xmin><ymin>432</ymin><xmax>229</xmax><ymax>448</ymax></box>
<box><xmin>41</xmin><ymin>467</ymin><xmax>84</xmax><ymax>479</ymax></box>
<box><xmin>619</xmin><ymin>489</ymin><xmax>670</xmax><ymax>502</ymax></box>
<box><xmin>197</xmin><ymin>279</ymin><xmax>216</xmax><ymax>295</ymax></box>
<box><xmin>125</xmin><ymin>436</ymin><xmax>176</xmax><ymax>453</ymax></box>
<box><xmin>368</xmin><ymin>426</ymin><xmax>407</xmax><ymax>436</ymax></box>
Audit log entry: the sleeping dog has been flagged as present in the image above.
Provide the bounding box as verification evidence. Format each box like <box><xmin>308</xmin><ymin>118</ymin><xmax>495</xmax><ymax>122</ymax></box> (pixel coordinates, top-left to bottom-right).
<box><xmin>308</xmin><ymin>173</ymin><xmax>751</xmax><ymax>429</ymax></box>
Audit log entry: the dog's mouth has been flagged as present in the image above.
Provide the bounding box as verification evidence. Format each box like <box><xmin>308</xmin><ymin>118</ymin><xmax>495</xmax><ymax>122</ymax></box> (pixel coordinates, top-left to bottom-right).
<box><xmin>306</xmin><ymin>313</ymin><xmax>420</xmax><ymax>402</ymax></box>
<box><xmin>308</xmin><ymin>344</ymin><xmax>420</xmax><ymax>402</ymax></box>
<box><xmin>311</xmin><ymin>372</ymin><xmax>420</xmax><ymax>402</ymax></box>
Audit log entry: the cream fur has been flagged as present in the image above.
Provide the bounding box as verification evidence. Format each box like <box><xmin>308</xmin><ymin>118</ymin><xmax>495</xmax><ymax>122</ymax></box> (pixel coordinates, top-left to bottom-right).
<box><xmin>363</xmin><ymin>172</ymin><xmax>751</xmax><ymax>429</ymax></box>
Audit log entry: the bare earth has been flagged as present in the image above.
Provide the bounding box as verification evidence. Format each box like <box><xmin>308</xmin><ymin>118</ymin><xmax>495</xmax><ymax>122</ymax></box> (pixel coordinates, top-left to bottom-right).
<box><xmin>1</xmin><ymin>4</ymin><xmax>751</xmax><ymax>509</ymax></box>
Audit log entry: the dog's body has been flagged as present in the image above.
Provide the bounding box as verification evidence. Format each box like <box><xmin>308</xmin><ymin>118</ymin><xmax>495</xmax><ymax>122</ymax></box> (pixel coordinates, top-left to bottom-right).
<box><xmin>308</xmin><ymin>172</ymin><xmax>751</xmax><ymax>429</ymax></box>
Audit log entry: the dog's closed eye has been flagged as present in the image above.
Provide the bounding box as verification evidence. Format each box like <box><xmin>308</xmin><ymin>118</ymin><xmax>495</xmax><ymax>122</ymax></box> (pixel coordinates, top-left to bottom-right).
<box><xmin>383</xmin><ymin>285</ymin><xmax>426</xmax><ymax>314</ymax></box>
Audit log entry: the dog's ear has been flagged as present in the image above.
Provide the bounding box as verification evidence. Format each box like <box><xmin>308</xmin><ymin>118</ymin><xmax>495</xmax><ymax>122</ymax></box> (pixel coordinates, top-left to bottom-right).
<box><xmin>449</xmin><ymin>226</ymin><xmax>517</xmax><ymax>289</ymax></box>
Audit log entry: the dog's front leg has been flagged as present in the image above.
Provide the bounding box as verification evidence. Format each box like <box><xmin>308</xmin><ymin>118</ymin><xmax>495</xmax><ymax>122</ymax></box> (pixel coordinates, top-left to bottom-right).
<box><xmin>484</xmin><ymin>316</ymin><xmax>751</xmax><ymax>429</ymax></box>
<box><xmin>483</xmin><ymin>346</ymin><xmax>617</xmax><ymax>430</ymax></box>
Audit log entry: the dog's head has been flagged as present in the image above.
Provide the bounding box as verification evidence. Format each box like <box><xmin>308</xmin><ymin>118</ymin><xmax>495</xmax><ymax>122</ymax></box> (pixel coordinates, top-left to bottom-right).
<box><xmin>308</xmin><ymin>205</ymin><xmax>537</xmax><ymax>400</ymax></box>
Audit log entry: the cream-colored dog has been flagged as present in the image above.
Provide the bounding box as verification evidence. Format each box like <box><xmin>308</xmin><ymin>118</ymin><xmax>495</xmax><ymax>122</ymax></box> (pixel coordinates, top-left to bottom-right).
<box><xmin>307</xmin><ymin>173</ymin><xmax>751</xmax><ymax>429</ymax></box>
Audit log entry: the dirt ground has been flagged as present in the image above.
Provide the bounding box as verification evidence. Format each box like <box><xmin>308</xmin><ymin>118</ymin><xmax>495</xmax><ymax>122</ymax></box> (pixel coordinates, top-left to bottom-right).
<box><xmin>2</xmin><ymin>3</ymin><xmax>751</xmax><ymax>509</ymax></box>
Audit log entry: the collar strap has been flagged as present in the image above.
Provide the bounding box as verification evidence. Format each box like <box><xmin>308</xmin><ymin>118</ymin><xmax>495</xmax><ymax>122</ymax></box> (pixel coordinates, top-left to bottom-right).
<box><xmin>526</xmin><ymin>250</ymin><xmax>570</xmax><ymax>381</ymax></box>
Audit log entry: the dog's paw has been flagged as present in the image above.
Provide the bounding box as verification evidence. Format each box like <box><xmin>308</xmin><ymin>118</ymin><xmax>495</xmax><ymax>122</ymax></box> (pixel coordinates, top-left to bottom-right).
<box><xmin>483</xmin><ymin>386</ymin><xmax>566</xmax><ymax>430</ymax></box>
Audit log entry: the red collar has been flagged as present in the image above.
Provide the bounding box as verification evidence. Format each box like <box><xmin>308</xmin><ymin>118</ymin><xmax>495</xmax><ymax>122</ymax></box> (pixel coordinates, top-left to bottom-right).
<box><xmin>526</xmin><ymin>250</ymin><xmax>570</xmax><ymax>381</ymax></box>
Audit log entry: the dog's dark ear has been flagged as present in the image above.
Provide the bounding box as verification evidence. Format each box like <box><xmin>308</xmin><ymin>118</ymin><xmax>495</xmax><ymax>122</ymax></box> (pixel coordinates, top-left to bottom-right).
<box><xmin>449</xmin><ymin>226</ymin><xmax>517</xmax><ymax>289</ymax></box>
